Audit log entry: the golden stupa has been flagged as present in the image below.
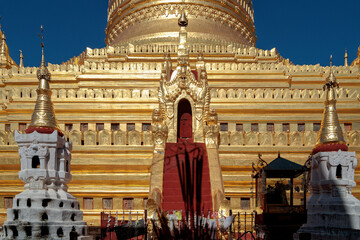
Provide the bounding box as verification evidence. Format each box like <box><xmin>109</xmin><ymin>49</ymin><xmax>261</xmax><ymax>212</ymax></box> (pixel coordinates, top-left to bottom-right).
<box><xmin>0</xmin><ymin>0</ymin><xmax>359</xmax><ymax>228</ymax></box>
<box><xmin>106</xmin><ymin>0</ymin><xmax>256</xmax><ymax>47</ymax></box>
<box><xmin>315</xmin><ymin>59</ymin><xmax>345</xmax><ymax>147</ymax></box>
<box><xmin>27</xmin><ymin>44</ymin><xmax>60</xmax><ymax>132</ymax></box>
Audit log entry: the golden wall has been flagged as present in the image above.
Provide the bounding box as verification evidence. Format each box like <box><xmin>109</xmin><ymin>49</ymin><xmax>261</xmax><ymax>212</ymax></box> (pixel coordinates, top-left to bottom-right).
<box><xmin>0</xmin><ymin>44</ymin><xmax>360</xmax><ymax>226</ymax></box>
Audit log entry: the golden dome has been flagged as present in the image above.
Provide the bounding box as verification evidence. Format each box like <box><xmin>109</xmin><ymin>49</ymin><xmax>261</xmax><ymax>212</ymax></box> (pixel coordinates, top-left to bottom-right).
<box><xmin>106</xmin><ymin>0</ymin><xmax>256</xmax><ymax>47</ymax></box>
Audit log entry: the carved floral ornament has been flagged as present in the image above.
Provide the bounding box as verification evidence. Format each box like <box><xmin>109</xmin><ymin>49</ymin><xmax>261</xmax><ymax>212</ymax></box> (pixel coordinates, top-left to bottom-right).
<box><xmin>160</xmin><ymin>67</ymin><xmax>208</xmax><ymax>104</ymax></box>
<box><xmin>19</xmin><ymin>143</ymin><xmax>49</xmax><ymax>159</ymax></box>
<box><xmin>328</xmin><ymin>151</ymin><xmax>356</xmax><ymax>168</ymax></box>
<box><xmin>158</xmin><ymin>54</ymin><xmax>211</xmax><ymax>116</ymax></box>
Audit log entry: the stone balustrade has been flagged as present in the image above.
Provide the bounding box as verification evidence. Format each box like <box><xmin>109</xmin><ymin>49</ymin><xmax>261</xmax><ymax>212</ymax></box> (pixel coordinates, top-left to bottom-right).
<box><xmin>2</xmin><ymin>60</ymin><xmax>352</xmax><ymax>75</ymax></box>
<box><xmin>0</xmin><ymin>129</ymin><xmax>153</xmax><ymax>147</ymax></box>
<box><xmin>106</xmin><ymin>45</ymin><xmax>278</xmax><ymax>57</ymax></box>
<box><xmin>0</xmin><ymin>129</ymin><xmax>359</xmax><ymax>147</ymax></box>
<box><xmin>0</xmin><ymin>88</ymin><xmax>159</xmax><ymax>100</ymax></box>
<box><xmin>210</xmin><ymin>87</ymin><xmax>359</xmax><ymax>100</ymax></box>
<box><xmin>219</xmin><ymin>130</ymin><xmax>360</xmax><ymax>147</ymax></box>
<box><xmin>1</xmin><ymin>87</ymin><xmax>358</xmax><ymax>102</ymax></box>
<box><xmin>107</xmin><ymin>43</ymin><xmax>247</xmax><ymax>55</ymax></box>
<box><xmin>1</xmin><ymin>49</ymin><xmax>358</xmax><ymax>75</ymax></box>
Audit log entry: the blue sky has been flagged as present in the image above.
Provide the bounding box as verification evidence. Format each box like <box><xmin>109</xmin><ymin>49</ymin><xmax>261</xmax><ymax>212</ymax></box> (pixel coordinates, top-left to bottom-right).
<box><xmin>1</xmin><ymin>0</ymin><xmax>359</xmax><ymax>67</ymax></box>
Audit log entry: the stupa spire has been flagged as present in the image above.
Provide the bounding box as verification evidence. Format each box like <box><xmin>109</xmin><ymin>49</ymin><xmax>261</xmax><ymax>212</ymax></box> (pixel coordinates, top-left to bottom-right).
<box><xmin>178</xmin><ymin>1</ymin><xmax>188</xmax><ymax>28</ymax></box>
<box><xmin>314</xmin><ymin>56</ymin><xmax>346</xmax><ymax>152</ymax></box>
<box><xmin>177</xmin><ymin>3</ymin><xmax>189</xmax><ymax>80</ymax></box>
<box><xmin>0</xmin><ymin>17</ymin><xmax>6</xmax><ymax>58</ymax></box>
<box><xmin>344</xmin><ymin>49</ymin><xmax>348</xmax><ymax>66</ymax></box>
<box><xmin>0</xmin><ymin>32</ymin><xmax>5</xmax><ymax>57</ymax></box>
<box><xmin>26</xmin><ymin>26</ymin><xmax>61</xmax><ymax>135</ymax></box>
<box><xmin>19</xmin><ymin>50</ymin><xmax>23</xmax><ymax>68</ymax></box>
<box><xmin>0</xmin><ymin>26</ymin><xmax>12</xmax><ymax>69</ymax></box>
<box><xmin>177</xmin><ymin>3</ymin><xmax>189</xmax><ymax>62</ymax></box>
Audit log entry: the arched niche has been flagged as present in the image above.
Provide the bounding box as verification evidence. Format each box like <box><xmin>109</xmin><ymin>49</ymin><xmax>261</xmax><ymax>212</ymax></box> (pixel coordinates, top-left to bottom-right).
<box><xmin>177</xmin><ymin>98</ymin><xmax>193</xmax><ymax>141</ymax></box>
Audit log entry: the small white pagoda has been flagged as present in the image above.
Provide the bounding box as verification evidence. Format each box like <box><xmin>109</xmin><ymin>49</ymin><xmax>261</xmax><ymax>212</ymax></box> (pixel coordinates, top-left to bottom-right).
<box><xmin>0</xmin><ymin>43</ymin><xmax>89</xmax><ymax>239</ymax></box>
<box><xmin>295</xmin><ymin>62</ymin><xmax>360</xmax><ymax>239</ymax></box>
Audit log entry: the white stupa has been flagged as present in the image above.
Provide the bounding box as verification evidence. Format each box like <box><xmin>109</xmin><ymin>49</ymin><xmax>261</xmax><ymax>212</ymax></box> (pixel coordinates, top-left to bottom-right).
<box><xmin>0</xmin><ymin>41</ymin><xmax>90</xmax><ymax>240</ymax></box>
<box><xmin>295</xmin><ymin>62</ymin><xmax>360</xmax><ymax>239</ymax></box>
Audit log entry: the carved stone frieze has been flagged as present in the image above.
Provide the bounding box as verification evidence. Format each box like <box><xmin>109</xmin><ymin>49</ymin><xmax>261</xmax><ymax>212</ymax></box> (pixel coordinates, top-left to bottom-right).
<box><xmin>113</xmin><ymin>130</ymin><xmax>127</xmax><ymax>145</ymax></box>
<box><xmin>98</xmin><ymin>129</ymin><xmax>111</xmax><ymax>145</ymax></box>
<box><xmin>0</xmin><ymin>131</ymin><xmax>8</xmax><ymax>145</ymax></box>
<box><xmin>84</xmin><ymin>130</ymin><xmax>96</xmax><ymax>145</ymax></box>
<box><xmin>69</xmin><ymin>130</ymin><xmax>81</xmax><ymax>146</ymax></box>
<box><xmin>219</xmin><ymin>131</ymin><xmax>229</xmax><ymax>146</ymax></box>
<box><xmin>245</xmin><ymin>131</ymin><xmax>258</xmax><ymax>145</ymax></box>
<box><xmin>128</xmin><ymin>130</ymin><xmax>141</xmax><ymax>146</ymax></box>
<box><xmin>230</xmin><ymin>131</ymin><xmax>244</xmax><ymax>146</ymax></box>
<box><xmin>275</xmin><ymin>132</ymin><xmax>288</xmax><ymax>146</ymax></box>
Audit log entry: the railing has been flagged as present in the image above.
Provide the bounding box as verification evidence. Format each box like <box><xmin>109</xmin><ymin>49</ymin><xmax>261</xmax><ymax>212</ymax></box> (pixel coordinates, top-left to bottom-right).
<box><xmin>230</xmin><ymin>211</ymin><xmax>256</xmax><ymax>240</ymax></box>
<box><xmin>101</xmin><ymin>211</ymin><xmax>147</xmax><ymax>240</ymax></box>
<box><xmin>210</xmin><ymin>87</ymin><xmax>358</xmax><ymax>100</ymax></box>
<box><xmin>0</xmin><ymin>129</ymin><xmax>359</xmax><ymax>147</ymax></box>
<box><xmin>219</xmin><ymin>130</ymin><xmax>359</xmax><ymax>147</ymax></box>
<box><xmin>1</xmin><ymin>87</ymin><xmax>358</xmax><ymax>102</ymax></box>
<box><xmin>100</xmin><ymin>209</ymin><xmax>256</xmax><ymax>240</ymax></box>
<box><xmin>0</xmin><ymin>129</ymin><xmax>153</xmax><ymax>146</ymax></box>
<box><xmin>0</xmin><ymin>88</ymin><xmax>159</xmax><ymax>101</ymax></box>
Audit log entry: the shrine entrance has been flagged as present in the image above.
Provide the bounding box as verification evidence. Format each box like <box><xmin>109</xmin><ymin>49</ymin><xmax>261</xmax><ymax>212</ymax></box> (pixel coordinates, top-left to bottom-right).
<box><xmin>162</xmin><ymin>99</ymin><xmax>212</xmax><ymax>212</ymax></box>
<box><xmin>177</xmin><ymin>99</ymin><xmax>192</xmax><ymax>141</ymax></box>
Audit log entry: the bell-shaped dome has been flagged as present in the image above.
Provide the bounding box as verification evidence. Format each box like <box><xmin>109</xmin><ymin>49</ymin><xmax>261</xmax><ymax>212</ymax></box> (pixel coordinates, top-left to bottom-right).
<box><xmin>106</xmin><ymin>0</ymin><xmax>256</xmax><ymax>47</ymax></box>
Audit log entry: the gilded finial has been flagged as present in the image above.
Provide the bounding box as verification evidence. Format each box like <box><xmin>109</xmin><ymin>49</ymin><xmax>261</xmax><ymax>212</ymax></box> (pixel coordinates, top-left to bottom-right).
<box><xmin>326</xmin><ymin>55</ymin><xmax>338</xmax><ymax>88</ymax></box>
<box><xmin>177</xmin><ymin>3</ymin><xmax>189</xmax><ymax>62</ymax></box>
<box><xmin>37</xmin><ymin>26</ymin><xmax>50</xmax><ymax>86</ymax></box>
<box><xmin>330</xmin><ymin>54</ymin><xmax>332</xmax><ymax>66</ymax></box>
<box><xmin>0</xmin><ymin>32</ymin><xmax>6</xmax><ymax>57</ymax></box>
<box><xmin>314</xmin><ymin>56</ymin><xmax>345</xmax><ymax>150</ymax></box>
<box><xmin>178</xmin><ymin>1</ymin><xmax>188</xmax><ymax>28</ymax></box>
<box><xmin>344</xmin><ymin>49</ymin><xmax>348</xmax><ymax>67</ymax></box>
<box><xmin>0</xmin><ymin>21</ymin><xmax>12</xmax><ymax>70</ymax></box>
<box><xmin>27</xmin><ymin>25</ymin><xmax>60</xmax><ymax>134</ymax></box>
<box><xmin>19</xmin><ymin>50</ymin><xmax>23</xmax><ymax>68</ymax></box>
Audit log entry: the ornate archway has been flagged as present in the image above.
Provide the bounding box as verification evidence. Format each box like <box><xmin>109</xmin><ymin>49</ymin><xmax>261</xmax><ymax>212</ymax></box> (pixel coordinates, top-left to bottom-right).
<box><xmin>177</xmin><ymin>99</ymin><xmax>192</xmax><ymax>141</ymax></box>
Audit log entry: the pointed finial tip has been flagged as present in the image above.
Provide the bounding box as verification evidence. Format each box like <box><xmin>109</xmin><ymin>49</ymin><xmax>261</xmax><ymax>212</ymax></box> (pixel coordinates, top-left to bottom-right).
<box><xmin>178</xmin><ymin>9</ymin><xmax>188</xmax><ymax>27</ymax></box>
